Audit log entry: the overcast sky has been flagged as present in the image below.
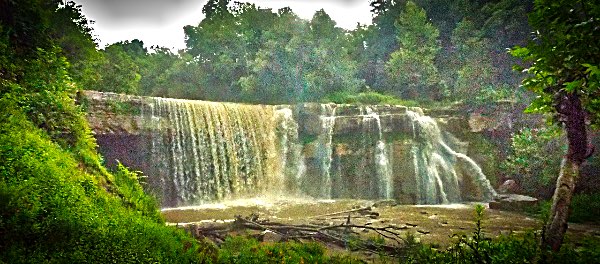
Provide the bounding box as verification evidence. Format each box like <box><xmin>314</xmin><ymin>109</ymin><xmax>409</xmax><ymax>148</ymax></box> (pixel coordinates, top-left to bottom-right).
<box><xmin>73</xmin><ymin>0</ymin><xmax>374</xmax><ymax>51</ymax></box>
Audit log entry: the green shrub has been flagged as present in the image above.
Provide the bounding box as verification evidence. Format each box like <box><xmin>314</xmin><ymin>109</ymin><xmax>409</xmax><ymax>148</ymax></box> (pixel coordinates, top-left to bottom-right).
<box><xmin>518</xmin><ymin>193</ymin><xmax>600</xmax><ymax>224</ymax></box>
<box><xmin>568</xmin><ymin>193</ymin><xmax>600</xmax><ymax>224</ymax></box>
<box><xmin>112</xmin><ymin>163</ymin><xmax>163</xmax><ymax>221</ymax></box>
<box><xmin>217</xmin><ymin>236</ymin><xmax>362</xmax><ymax>264</ymax></box>
<box><xmin>502</xmin><ymin>126</ymin><xmax>565</xmax><ymax>197</ymax></box>
<box><xmin>0</xmin><ymin>100</ymin><xmax>213</xmax><ymax>263</ymax></box>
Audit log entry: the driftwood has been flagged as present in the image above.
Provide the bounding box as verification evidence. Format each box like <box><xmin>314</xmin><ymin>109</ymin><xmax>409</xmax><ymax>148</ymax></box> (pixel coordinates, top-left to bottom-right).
<box><xmin>308</xmin><ymin>206</ymin><xmax>373</xmax><ymax>218</ymax></box>
<box><xmin>186</xmin><ymin>209</ymin><xmax>417</xmax><ymax>257</ymax></box>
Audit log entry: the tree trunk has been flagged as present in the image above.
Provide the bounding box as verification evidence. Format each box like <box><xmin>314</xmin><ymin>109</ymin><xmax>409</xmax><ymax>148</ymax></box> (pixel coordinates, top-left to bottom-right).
<box><xmin>542</xmin><ymin>157</ymin><xmax>578</xmax><ymax>251</ymax></box>
<box><xmin>542</xmin><ymin>93</ymin><xmax>589</xmax><ymax>251</ymax></box>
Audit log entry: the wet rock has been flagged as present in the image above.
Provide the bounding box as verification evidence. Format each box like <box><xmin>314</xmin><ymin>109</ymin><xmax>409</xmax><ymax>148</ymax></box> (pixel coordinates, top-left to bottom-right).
<box><xmin>335</xmin><ymin>105</ymin><xmax>363</xmax><ymax>116</ymax></box>
<box><xmin>489</xmin><ymin>194</ymin><xmax>538</xmax><ymax>211</ymax></box>
<box><xmin>417</xmin><ymin>229</ymin><xmax>430</xmax><ymax>234</ymax></box>
<box><xmin>372</xmin><ymin>199</ymin><xmax>397</xmax><ymax>208</ymax></box>
<box><xmin>498</xmin><ymin>179</ymin><xmax>520</xmax><ymax>194</ymax></box>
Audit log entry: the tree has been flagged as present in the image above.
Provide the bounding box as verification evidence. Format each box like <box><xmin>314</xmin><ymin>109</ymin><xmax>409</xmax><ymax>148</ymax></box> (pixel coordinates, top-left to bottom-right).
<box><xmin>510</xmin><ymin>0</ymin><xmax>599</xmax><ymax>251</ymax></box>
<box><xmin>239</xmin><ymin>9</ymin><xmax>363</xmax><ymax>103</ymax></box>
<box><xmin>90</xmin><ymin>43</ymin><xmax>141</xmax><ymax>94</ymax></box>
<box><xmin>184</xmin><ymin>1</ymin><xmax>277</xmax><ymax>102</ymax></box>
<box><xmin>50</xmin><ymin>1</ymin><xmax>102</xmax><ymax>87</ymax></box>
<box><xmin>449</xmin><ymin>18</ymin><xmax>516</xmax><ymax>106</ymax></box>
<box><xmin>385</xmin><ymin>1</ymin><xmax>441</xmax><ymax>100</ymax></box>
<box><xmin>305</xmin><ymin>10</ymin><xmax>363</xmax><ymax>100</ymax></box>
<box><xmin>202</xmin><ymin>0</ymin><xmax>230</xmax><ymax>21</ymax></box>
<box><xmin>359</xmin><ymin>0</ymin><xmax>404</xmax><ymax>91</ymax></box>
<box><xmin>238</xmin><ymin>9</ymin><xmax>310</xmax><ymax>103</ymax></box>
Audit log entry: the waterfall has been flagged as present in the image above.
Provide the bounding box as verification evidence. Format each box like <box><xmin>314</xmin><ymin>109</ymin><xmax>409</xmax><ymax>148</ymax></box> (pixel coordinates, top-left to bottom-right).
<box><xmin>317</xmin><ymin>104</ymin><xmax>337</xmax><ymax>198</ymax></box>
<box><xmin>135</xmin><ymin>94</ymin><xmax>496</xmax><ymax>206</ymax></box>
<box><xmin>363</xmin><ymin>107</ymin><xmax>393</xmax><ymax>199</ymax></box>
<box><xmin>146</xmin><ymin>98</ymin><xmax>281</xmax><ymax>206</ymax></box>
<box><xmin>407</xmin><ymin>109</ymin><xmax>497</xmax><ymax>204</ymax></box>
<box><xmin>275</xmin><ymin>106</ymin><xmax>305</xmax><ymax>193</ymax></box>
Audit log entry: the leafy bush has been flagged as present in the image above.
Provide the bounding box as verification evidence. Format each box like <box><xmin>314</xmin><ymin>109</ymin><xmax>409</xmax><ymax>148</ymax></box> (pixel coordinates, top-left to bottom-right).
<box><xmin>502</xmin><ymin>126</ymin><xmax>565</xmax><ymax>197</ymax></box>
<box><xmin>568</xmin><ymin>193</ymin><xmax>600</xmax><ymax>224</ymax></box>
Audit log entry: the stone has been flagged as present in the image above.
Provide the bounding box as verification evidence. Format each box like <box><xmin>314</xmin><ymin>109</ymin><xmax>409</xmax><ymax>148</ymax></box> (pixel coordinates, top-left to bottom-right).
<box><xmin>498</xmin><ymin>179</ymin><xmax>520</xmax><ymax>194</ymax></box>
<box><xmin>372</xmin><ymin>199</ymin><xmax>397</xmax><ymax>208</ymax></box>
<box><xmin>368</xmin><ymin>212</ymin><xmax>380</xmax><ymax>219</ymax></box>
<box><xmin>260</xmin><ymin>229</ymin><xmax>283</xmax><ymax>243</ymax></box>
<box><xmin>489</xmin><ymin>194</ymin><xmax>538</xmax><ymax>211</ymax></box>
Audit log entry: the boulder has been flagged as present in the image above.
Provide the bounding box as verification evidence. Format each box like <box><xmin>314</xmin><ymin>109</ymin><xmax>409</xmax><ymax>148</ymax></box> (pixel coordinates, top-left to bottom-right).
<box><xmin>260</xmin><ymin>229</ymin><xmax>283</xmax><ymax>243</ymax></box>
<box><xmin>498</xmin><ymin>179</ymin><xmax>520</xmax><ymax>194</ymax></box>
<box><xmin>489</xmin><ymin>194</ymin><xmax>538</xmax><ymax>211</ymax></box>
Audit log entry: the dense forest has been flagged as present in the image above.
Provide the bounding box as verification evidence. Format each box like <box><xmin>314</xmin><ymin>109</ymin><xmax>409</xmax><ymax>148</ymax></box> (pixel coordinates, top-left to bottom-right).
<box><xmin>73</xmin><ymin>0</ymin><xmax>530</xmax><ymax>107</ymax></box>
<box><xmin>1</xmin><ymin>0</ymin><xmax>599</xmax><ymax>262</ymax></box>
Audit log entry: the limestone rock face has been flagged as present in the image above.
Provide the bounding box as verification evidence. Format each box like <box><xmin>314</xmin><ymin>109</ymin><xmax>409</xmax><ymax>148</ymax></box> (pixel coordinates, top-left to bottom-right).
<box><xmin>82</xmin><ymin>91</ymin><xmax>147</xmax><ymax>135</ymax></box>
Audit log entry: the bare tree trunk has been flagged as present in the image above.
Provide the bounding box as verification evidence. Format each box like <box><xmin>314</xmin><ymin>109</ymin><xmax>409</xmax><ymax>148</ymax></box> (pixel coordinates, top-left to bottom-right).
<box><xmin>542</xmin><ymin>93</ymin><xmax>589</xmax><ymax>251</ymax></box>
<box><xmin>542</xmin><ymin>157</ymin><xmax>578</xmax><ymax>251</ymax></box>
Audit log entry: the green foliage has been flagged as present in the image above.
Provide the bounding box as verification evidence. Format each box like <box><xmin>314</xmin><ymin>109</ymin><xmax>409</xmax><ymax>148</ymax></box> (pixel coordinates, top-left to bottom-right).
<box><xmin>385</xmin><ymin>1</ymin><xmax>441</xmax><ymax>100</ymax></box>
<box><xmin>50</xmin><ymin>1</ymin><xmax>102</xmax><ymax>87</ymax></box>
<box><xmin>217</xmin><ymin>236</ymin><xmax>362</xmax><ymax>264</ymax></box>
<box><xmin>519</xmin><ymin>192</ymin><xmax>600</xmax><ymax>225</ymax></box>
<box><xmin>502</xmin><ymin>126</ymin><xmax>565</xmax><ymax>197</ymax></box>
<box><xmin>236</xmin><ymin>8</ymin><xmax>363</xmax><ymax>103</ymax></box>
<box><xmin>112</xmin><ymin>163</ymin><xmax>162</xmax><ymax>220</ymax></box>
<box><xmin>326</xmin><ymin>91</ymin><xmax>419</xmax><ymax>106</ymax></box>
<box><xmin>404</xmin><ymin>205</ymin><xmax>600</xmax><ymax>263</ymax></box>
<box><xmin>510</xmin><ymin>0</ymin><xmax>600</xmax><ymax>125</ymax></box>
<box><xmin>107</xmin><ymin>100</ymin><xmax>141</xmax><ymax>115</ymax></box>
<box><xmin>0</xmin><ymin>101</ymin><xmax>209</xmax><ymax>263</ymax></box>
<box><xmin>0</xmin><ymin>3</ymin><xmax>215</xmax><ymax>261</ymax></box>
<box><xmin>89</xmin><ymin>43</ymin><xmax>141</xmax><ymax>95</ymax></box>
<box><xmin>52</xmin><ymin>0</ymin><xmax>533</xmax><ymax>108</ymax></box>
<box><xmin>568</xmin><ymin>193</ymin><xmax>600</xmax><ymax>224</ymax></box>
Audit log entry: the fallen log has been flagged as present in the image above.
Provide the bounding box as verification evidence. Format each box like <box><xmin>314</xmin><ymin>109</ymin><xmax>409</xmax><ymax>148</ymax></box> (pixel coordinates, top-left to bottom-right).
<box><xmin>183</xmin><ymin>213</ymin><xmax>414</xmax><ymax>257</ymax></box>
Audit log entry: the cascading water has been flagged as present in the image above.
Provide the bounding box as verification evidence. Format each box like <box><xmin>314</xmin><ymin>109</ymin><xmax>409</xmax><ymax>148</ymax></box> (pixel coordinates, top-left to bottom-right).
<box><xmin>147</xmin><ymin>98</ymin><xmax>281</xmax><ymax>206</ymax></box>
<box><xmin>364</xmin><ymin>107</ymin><xmax>393</xmax><ymax>199</ymax></box>
<box><xmin>137</xmin><ymin>94</ymin><xmax>496</xmax><ymax>207</ymax></box>
<box><xmin>316</xmin><ymin>104</ymin><xmax>337</xmax><ymax>199</ymax></box>
<box><xmin>275</xmin><ymin>106</ymin><xmax>305</xmax><ymax>193</ymax></box>
<box><xmin>407</xmin><ymin>109</ymin><xmax>497</xmax><ymax>204</ymax></box>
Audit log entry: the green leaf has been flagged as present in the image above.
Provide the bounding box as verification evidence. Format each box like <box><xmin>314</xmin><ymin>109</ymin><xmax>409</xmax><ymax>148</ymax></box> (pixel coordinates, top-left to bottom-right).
<box><xmin>564</xmin><ymin>79</ymin><xmax>583</xmax><ymax>93</ymax></box>
<box><xmin>509</xmin><ymin>46</ymin><xmax>530</xmax><ymax>58</ymax></box>
<box><xmin>583</xmin><ymin>63</ymin><xmax>600</xmax><ymax>76</ymax></box>
<box><xmin>512</xmin><ymin>65</ymin><xmax>525</xmax><ymax>72</ymax></box>
<box><xmin>524</xmin><ymin>97</ymin><xmax>551</xmax><ymax>113</ymax></box>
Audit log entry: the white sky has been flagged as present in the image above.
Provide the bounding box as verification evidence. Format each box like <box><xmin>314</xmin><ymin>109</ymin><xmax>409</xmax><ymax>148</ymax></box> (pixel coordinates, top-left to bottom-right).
<box><xmin>73</xmin><ymin>0</ymin><xmax>374</xmax><ymax>51</ymax></box>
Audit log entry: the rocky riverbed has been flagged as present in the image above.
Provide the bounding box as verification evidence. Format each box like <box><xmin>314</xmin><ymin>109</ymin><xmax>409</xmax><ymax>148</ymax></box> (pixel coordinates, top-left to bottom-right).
<box><xmin>162</xmin><ymin>198</ymin><xmax>600</xmax><ymax>248</ymax></box>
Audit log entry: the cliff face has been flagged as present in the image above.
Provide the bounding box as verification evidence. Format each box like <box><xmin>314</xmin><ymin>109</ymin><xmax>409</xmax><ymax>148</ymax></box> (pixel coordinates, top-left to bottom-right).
<box><xmin>83</xmin><ymin>91</ymin><xmax>502</xmax><ymax>207</ymax></box>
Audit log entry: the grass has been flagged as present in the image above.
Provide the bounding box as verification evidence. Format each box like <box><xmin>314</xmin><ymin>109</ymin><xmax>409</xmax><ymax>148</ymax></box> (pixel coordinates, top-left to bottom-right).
<box><xmin>326</xmin><ymin>91</ymin><xmax>420</xmax><ymax>106</ymax></box>
<box><xmin>217</xmin><ymin>236</ymin><xmax>362</xmax><ymax>264</ymax></box>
